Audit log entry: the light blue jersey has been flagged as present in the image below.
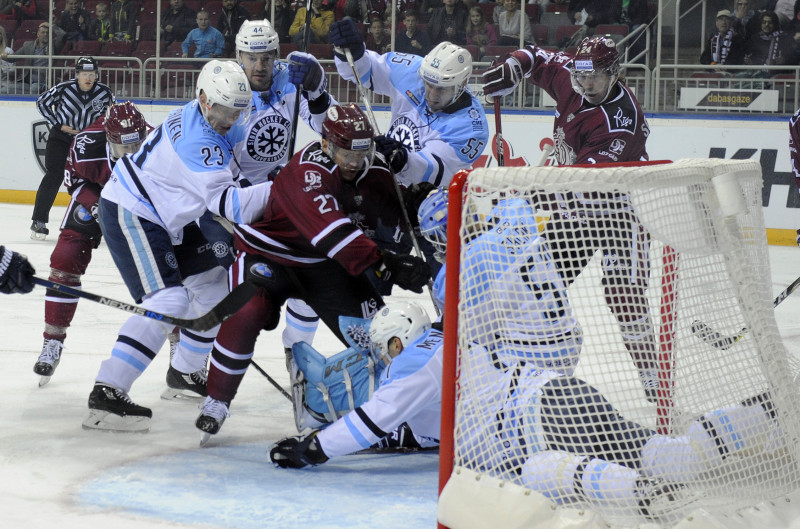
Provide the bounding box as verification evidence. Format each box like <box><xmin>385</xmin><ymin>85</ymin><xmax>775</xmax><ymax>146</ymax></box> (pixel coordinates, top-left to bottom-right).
<box><xmin>102</xmin><ymin>100</ymin><xmax>271</xmax><ymax>242</ymax></box>
<box><xmin>335</xmin><ymin>50</ymin><xmax>489</xmax><ymax>187</ymax></box>
<box><xmin>230</xmin><ymin>61</ymin><xmax>334</xmax><ymax>185</ymax></box>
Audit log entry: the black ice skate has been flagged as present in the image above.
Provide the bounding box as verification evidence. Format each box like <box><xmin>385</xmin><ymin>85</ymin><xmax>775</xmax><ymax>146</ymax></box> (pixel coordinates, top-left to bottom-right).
<box><xmin>161</xmin><ymin>365</ymin><xmax>208</xmax><ymax>401</ymax></box>
<box><xmin>33</xmin><ymin>338</ymin><xmax>63</xmax><ymax>387</ymax></box>
<box><xmin>82</xmin><ymin>384</ymin><xmax>152</xmax><ymax>433</ymax></box>
<box><xmin>30</xmin><ymin>221</ymin><xmax>48</xmax><ymax>241</ymax></box>
<box><xmin>196</xmin><ymin>396</ymin><xmax>230</xmax><ymax>446</ymax></box>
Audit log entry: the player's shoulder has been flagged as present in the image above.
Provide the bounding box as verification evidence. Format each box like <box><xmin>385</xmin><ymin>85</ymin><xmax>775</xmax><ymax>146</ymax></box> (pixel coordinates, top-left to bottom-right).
<box><xmin>167</xmin><ymin>102</ymin><xmax>234</xmax><ymax>170</ymax></box>
<box><xmin>791</xmin><ymin>106</ymin><xmax>800</xmax><ymax>125</ymax></box>
<box><xmin>437</xmin><ymin>91</ymin><xmax>489</xmax><ymax>141</ymax></box>
<box><xmin>298</xmin><ymin>141</ymin><xmax>336</xmax><ymax>171</ymax></box>
<box><xmin>383</xmin><ymin>328</ymin><xmax>443</xmax><ymax>381</ymax></box>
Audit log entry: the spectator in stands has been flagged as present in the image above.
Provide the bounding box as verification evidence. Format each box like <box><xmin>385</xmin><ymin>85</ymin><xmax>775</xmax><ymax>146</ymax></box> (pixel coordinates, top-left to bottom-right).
<box><xmin>567</xmin><ymin>0</ymin><xmax>622</xmax><ymax>29</ymax></box>
<box><xmin>59</xmin><ymin>0</ymin><xmax>90</xmax><ymax>45</ymax></box>
<box><xmin>466</xmin><ymin>5</ymin><xmax>496</xmax><ymax>57</ymax></box>
<box><xmin>700</xmin><ymin>9</ymin><xmax>746</xmax><ymax>66</ymax></box>
<box><xmin>0</xmin><ymin>25</ymin><xmax>23</xmax><ymax>94</ymax></box>
<box><xmin>741</xmin><ymin>10</ymin><xmax>796</xmax><ymax>76</ymax></box>
<box><xmin>8</xmin><ymin>0</ymin><xmax>43</xmax><ymax>22</ymax></box>
<box><xmin>421</xmin><ymin>0</ymin><xmax>442</xmax><ymax>21</ymax></box>
<box><xmin>263</xmin><ymin>0</ymin><xmax>295</xmax><ymax>43</ymax></box>
<box><xmin>182</xmin><ymin>9</ymin><xmax>225</xmax><ymax>58</ymax></box>
<box><xmin>218</xmin><ymin>0</ymin><xmax>251</xmax><ymax>57</ymax></box>
<box><xmin>161</xmin><ymin>0</ymin><xmax>197</xmax><ymax>47</ymax></box>
<box><xmin>395</xmin><ymin>9</ymin><xmax>431</xmax><ymax>54</ymax></box>
<box><xmin>12</xmin><ymin>22</ymin><xmax>64</xmax><ymax>93</ymax></box>
<box><xmin>496</xmin><ymin>0</ymin><xmax>533</xmax><ymax>45</ymax></box>
<box><xmin>365</xmin><ymin>16</ymin><xmax>391</xmax><ymax>53</ymax></box>
<box><xmin>0</xmin><ymin>0</ymin><xmax>14</xmax><ymax>18</ymax></box>
<box><xmin>733</xmin><ymin>0</ymin><xmax>760</xmax><ymax>39</ymax></box>
<box><xmin>774</xmin><ymin>0</ymin><xmax>795</xmax><ymax>28</ymax></box>
<box><xmin>109</xmin><ymin>0</ymin><xmax>137</xmax><ymax>42</ymax></box>
<box><xmin>427</xmin><ymin>0</ymin><xmax>467</xmax><ymax>45</ymax></box>
<box><xmin>88</xmin><ymin>2</ymin><xmax>113</xmax><ymax>42</ymax></box>
<box><xmin>332</xmin><ymin>0</ymin><xmax>389</xmax><ymax>22</ymax></box>
<box><xmin>385</xmin><ymin>0</ymin><xmax>421</xmax><ymax>24</ymax></box>
<box><xmin>290</xmin><ymin>0</ymin><xmax>334</xmax><ymax>45</ymax></box>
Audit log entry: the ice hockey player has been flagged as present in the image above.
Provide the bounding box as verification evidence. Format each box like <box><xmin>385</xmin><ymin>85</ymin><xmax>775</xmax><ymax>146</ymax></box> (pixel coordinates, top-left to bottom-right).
<box><xmin>33</xmin><ymin>101</ymin><xmax>149</xmax><ymax>387</ymax></box>
<box><xmin>195</xmin><ymin>104</ymin><xmax>430</xmax><ymax>439</ymax></box>
<box><xmin>328</xmin><ymin>18</ymin><xmax>489</xmax><ymax>189</ymax></box>
<box><xmin>481</xmin><ymin>36</ymin><xmax>659</xmax><ymax>400</ymax></box>
<box><xmin>82</xmin><ymin>60</ymin><xmax>273</xmax><ymax>433</ymax></box>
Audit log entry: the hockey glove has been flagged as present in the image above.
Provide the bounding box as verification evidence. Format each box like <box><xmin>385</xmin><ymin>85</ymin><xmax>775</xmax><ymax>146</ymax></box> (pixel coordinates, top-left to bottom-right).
<box><xmin>482</xmin><ymin>51</ymin><xmax>533</xmax><ymax>98</ymax></box>
<box><xmin>0</xmin><ymin>247</ymin><xmax>35</xmax><ymax>294</ymax></box>
<box><xmin>329</xmin><ymin>19</ymin><xmax>366</xmax><ymax>61</ymax></box>
<box><xmin>269</xmin><ymin>430</ymin><xmax>329</xmax><ymax>469</ymax></box>
<box><xmin>403</xmin><ymin>182</ymin><xmax>437</xmax><ymax>226</ymax></box>
<box><xmin>286</xmin><ymin>51</ymin><xmax>328</xmax><ymax>101</ymax></box>
<box><xmin>375</xmin><ymin>135</ymin><xmax>409</xmax><ymax>173</ymax></box>
<box><xmin>376</xmin><ymin>250</ymin><xmax>430</xmax><ymax>294</ymax></box>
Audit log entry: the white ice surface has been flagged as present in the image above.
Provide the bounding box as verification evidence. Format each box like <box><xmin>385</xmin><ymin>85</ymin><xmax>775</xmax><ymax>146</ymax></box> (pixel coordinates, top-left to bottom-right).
<box><xmin>1</xmin><ymin>203</ymin><xmax>799</xmax><ymax>529</ymax></box>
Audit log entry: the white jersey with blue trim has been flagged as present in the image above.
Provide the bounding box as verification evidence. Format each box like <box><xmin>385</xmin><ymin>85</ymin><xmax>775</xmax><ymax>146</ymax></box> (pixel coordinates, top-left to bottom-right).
<box><xmin>335</xmin><ymin>50</ymin><xmax>489</xmax><ymax>187</ymax></box>
<box><xmin>317</xmin><ymin>326</ymin><xmax>444</xmax><ymax>458</ymax></box>
<box><xmin>102</xmin><ymin>100</ymin><xmax>271</xmax><ymax>242</ymax></box>
<box><xmin>462</xmin><ymin>199</ymin><xmax>582</xmax><ymax>373</ymax></box>
<box><xmin>230</xmin><ymin>61</ymin><xmax>332</xmax><ymax>185</ymax></box>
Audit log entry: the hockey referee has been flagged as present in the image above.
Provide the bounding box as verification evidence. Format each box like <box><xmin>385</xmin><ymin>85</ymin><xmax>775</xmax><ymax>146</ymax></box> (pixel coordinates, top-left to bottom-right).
<box><xmin>31</xmin><ymin>56</ymin><xmax>114</xmax><ymax>240</ymax></box>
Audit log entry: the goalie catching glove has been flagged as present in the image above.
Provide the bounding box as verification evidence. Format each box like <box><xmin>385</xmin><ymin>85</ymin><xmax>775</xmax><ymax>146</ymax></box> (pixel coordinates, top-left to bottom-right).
<box><xmin>375</xmin><ymin>250</ymin><xmax>430</xmax><ymax>294</ymax></box>
<box><xmin>269</xmin><ymin>430</ymin><xmax>329</xmax><ymax>468</ymax></box>
<box><xmin>482</xmin><ymin>50</ymin><xmax>534</xmax><ymax>98</ymax></box>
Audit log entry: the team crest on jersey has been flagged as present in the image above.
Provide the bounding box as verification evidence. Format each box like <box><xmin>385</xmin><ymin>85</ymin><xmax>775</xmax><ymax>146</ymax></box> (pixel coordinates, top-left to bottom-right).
<box><xmin>73</xmin><ymin>133</ymin><xmax>97</xmax><ymax>155</ymax></box>
<box><xmin>165</xmin><ymin>252</ymin><xmax>178</xmax><ymax>269</ymax></box>
<box><xmin>303</xmin><ymin>170</ymin><xmax>322</xmax><ymax>191</ymax></box>
<box><xmin>247</xmin><ymin>114</ymin><xmax>291</xmax><ymax>163</ymax></box>
<box><xmin>608</xmin><ymin>138</ymin><xmax>626</xmax><ymax>155</ymax></box>
<box><xmin>469</xmin><ymin>108</ymin><xmax>480</xmax><ymax>120</ymax></box>
<box><xmin>31</xmin><ymin>120</ymin><xmax>50</xmax><ymax>173</ymax></box>
<box><xmin>387</xmin><ymin>117</ymin><xmax>420</xmax><ymax>152</ymax></box>
<box><xmin>212</xmin><ymin>241</ymin><xmax>230</xmax><ymax>259</ymax></box>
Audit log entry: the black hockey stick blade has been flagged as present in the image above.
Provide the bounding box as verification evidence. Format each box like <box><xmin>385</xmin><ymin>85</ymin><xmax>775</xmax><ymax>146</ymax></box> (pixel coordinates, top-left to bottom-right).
<box><xmin>691</xmin><ymin>275</ymin><xmax>800</xmax><ymax>350</ymax></box>
<box><xmin>352</xmin><ymin>445</ymin><xmax>439</xmax><ymax>455</ymax></box>
<box><xmin>32</xmin><ymin>277</ymin><xmax>257</xmax><ymax>332</ymax></box>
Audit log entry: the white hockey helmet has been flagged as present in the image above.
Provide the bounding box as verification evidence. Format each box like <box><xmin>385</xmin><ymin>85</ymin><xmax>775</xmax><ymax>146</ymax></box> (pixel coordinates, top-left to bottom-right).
<box><xmin>236</xmin><ymin>19</ymin><xmax>280</xmax><ymax>59</ymax></box>
<box><xmin>419</xmin><ymin>41</ymin><xmax>472</xmax><ymax>108</ymax></box>
<box><xmin>368</xmin><ymin>302</ymin><xmax>432</xmax><ymax>367</ymax></box>
<box><xmin>196</xmin><ymin>60</ymin><xmax>252</xmax><ymax>110</ymax></box>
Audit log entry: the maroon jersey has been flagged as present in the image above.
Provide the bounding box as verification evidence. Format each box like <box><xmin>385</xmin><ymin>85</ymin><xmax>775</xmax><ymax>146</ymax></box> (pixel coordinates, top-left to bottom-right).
<box><xmin>234</xmin><ymin>141</ymin><xmax>402</xmax><ymax>276</ymax></box>
<box><xmin>790</xmin><ymin>107</ymin><xmax>800</xmax><ymax>191</ymax></box>
<box><xmin>63</xmin><ymin>116</ymin><xmax>113</xmax><ymax>209</ymax></box>
<box><xmin>523</xmin><ymin>46</ymin><xmax>649</xmax><ymax>166</ymax></box>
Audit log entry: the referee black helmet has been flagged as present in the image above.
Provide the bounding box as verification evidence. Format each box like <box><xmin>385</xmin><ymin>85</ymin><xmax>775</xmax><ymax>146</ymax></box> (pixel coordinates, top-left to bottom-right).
<box><xmin>75</xmin><ymin>56</ymin><xmax>98</xmax><ymax>72</ymax></box>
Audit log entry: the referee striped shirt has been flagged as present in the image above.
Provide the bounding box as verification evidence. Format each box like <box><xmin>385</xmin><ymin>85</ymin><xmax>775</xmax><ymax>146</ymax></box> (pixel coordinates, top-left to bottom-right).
<box><xmin>36</xmin><ymin>79</ymin><xmax>115</xmax><ymax>133</ymax></box>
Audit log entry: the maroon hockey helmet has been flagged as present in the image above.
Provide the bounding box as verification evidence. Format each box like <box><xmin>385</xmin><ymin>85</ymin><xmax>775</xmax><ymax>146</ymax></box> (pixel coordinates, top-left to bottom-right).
<box><xmin>572</xmin><ymin>36</ymin><xmax>620</xmax><ymax>75</ymax></box>
<box><xmin>322</xmin><ymin>104</ymin><xmax>375</xmax><ymax>152</ymax></box>
<box><xmin>104</xmin><ymin>101</ymin><xmax>148</xmax><ymax>160</ymax></box>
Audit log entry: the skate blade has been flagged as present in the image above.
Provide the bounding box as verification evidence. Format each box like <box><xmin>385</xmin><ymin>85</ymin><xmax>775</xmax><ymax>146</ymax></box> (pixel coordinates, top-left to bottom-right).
<box><xmin>199</xmin><ymin>432</ymin><xmax>213</xmax><ymax>447</ymax></box>
<box><xmin>38</xmin><ymin>375</ymin><xmax>52</xmax><ymax>387</ymax></box>
<box><xmin>30</xmin><ymin>231</ymin><xmax>47</xmax><ymax>241</ymax></box>
<box><xmin>160</xmin><ymin>387</ymin><xmax>205</xmax><ymax>401</ymax></box>
<box><xmin>82</xmin><ymin>409</ymin><xmax>151</xmax><ymax>433</ymax></box>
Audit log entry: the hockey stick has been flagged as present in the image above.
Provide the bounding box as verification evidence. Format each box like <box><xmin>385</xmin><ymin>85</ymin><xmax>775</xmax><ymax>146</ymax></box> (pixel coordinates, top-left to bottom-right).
<box><xmin>33</xmin><ymin>277</ymin><xmax>257</xmax><ymax>332</ymax></box>
<box><xmin>249</xmin><ymin>358</ymin><xmax>293</xmax><ymax>401</ymax></box>
<box><xmin>287</xmin><ymin>0</ymin><xmax>313</xmax><ymax>159</ymax></box>
<box><xmin>493</xmin><ymin>97</ymin><xmax>504</xmax><ymax>167</ymax></box>
<box><xmin>353</xmin><ymin>445</ymin><xmax>439</xmax><ymax>455</ymax></box>
<box><xmin>691</xmin><ymin>275</ymin><xmax>800</xmax><ymax>350</ymax></box>
<box><xmin>537</xmin><ymin>143</ymin><xmax>554</xmax><ymax>167</ymax></box>
<box><xmin>341</xmin><ymin>47</ymin><xmax>439</xmax><ymax>314</ymax></box>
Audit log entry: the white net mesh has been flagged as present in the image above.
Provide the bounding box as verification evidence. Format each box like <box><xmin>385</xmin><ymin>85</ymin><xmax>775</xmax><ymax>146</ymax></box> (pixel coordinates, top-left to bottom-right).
<box><xmin>439</xmin><ymin>159</ymin><xmax>800</xmax><ymax>529</ymax></box>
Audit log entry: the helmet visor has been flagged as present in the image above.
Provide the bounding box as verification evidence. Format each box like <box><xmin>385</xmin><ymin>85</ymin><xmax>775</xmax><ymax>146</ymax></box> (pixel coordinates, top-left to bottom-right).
<box><xmin>109</xmin><ymin>139</ymin><xmax>144</xmax><ymax>160</ymax></box>
<box><xmin>206</xmin><ymin>102</ymin><xmax>251</xmax><ymax>135</ymax></box>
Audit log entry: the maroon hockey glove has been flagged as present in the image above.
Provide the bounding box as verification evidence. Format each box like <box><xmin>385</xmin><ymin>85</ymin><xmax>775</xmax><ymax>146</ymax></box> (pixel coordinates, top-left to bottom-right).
<box><xmin>376</xmin><ymin>250</ymin><xmax>430</xmax><ymax>294</ymax></box>
<box><xmin>270</xmin><ymin>430</ymin><xmax>329</xmax><ymax>469</ymax></box>
<box><xmin>482</xmin><ymin>50</ymin><xmax>534</xmax><ymax>98</ymax></box>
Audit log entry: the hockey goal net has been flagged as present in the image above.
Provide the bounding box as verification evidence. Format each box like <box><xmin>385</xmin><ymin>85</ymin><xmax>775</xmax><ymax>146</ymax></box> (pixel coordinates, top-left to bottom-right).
<box><xmin>437</xmin><ymin>159</ymin><xmax>800</xmax><ymax>529</ymax></box>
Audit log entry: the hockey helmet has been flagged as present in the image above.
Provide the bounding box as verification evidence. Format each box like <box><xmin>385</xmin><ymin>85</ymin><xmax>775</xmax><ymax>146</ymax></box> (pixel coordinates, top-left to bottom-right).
<box><xmin>368</xmin><ymin>302</ymin><xmax>432</xmax><ymax>367</ymax></box>
<box><xmin>235</xmin><ymin>19</ymin><xmax>280</xmax><ymax>59</ymax></box>
<box><xmin>419</xmin><ymin>42</ymin><xmax>472</xmax><ymax>110</ymax></box>
<box><xmin>321</xmin><ymin>104</ymin><xmax>375</xmax><ymax>173</ymax></box>
<box><xmin>75</xmin><ymin>56</ymin><xmax>98</xmax><ymax>72</ymax></box>
<box><xmin>569</xmin><ymin>36</ymin><xmax>620</xmax><ymax>101</ymax></box>
<box><xmin>195</xmin><ymin>60</ymin><xmax>252</xmax><ymax>131</ymax></box>
<box><xmin>105</xmin><ymin>101</ymin><xmax>148</xmax><ymax>160</ymax></box>
<box><xmin>418</xmin><ymin>187</ymin><xmax>448</xmax><ymax>262</ymax></box>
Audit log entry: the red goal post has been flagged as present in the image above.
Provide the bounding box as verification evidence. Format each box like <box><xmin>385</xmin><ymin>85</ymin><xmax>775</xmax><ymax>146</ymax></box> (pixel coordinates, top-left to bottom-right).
<box><xmin>437</xmin><ymin>160</ymin><xmax>800</xmax><ymax>529</ymax></box>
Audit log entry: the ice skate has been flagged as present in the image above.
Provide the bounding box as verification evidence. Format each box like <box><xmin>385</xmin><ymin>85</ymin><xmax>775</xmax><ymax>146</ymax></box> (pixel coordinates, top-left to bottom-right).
<box><xmin>30</xmin><ymin>221</ymin><xmax>48</xmax><ymax>240</ymax></box>
<box><xmin>161</xmin><ymin>364</ymin><xmax>208</xmax><ymax>401</ymax></box>
<box><xmin>636</xmin><ymin>479</ymin><xmax>703</xmax><ymax>523</ymax></box>
<box><xmin>33</xmin><ymin>338</ymin><xmax>63</xmax><ymax>387</ymax></box>
<box><xmin>82</xmin><ymin>384</ymin><xmax>152</xmax><ymax>433</ymax></box>
<box><xmin>196</xmin><ymin>396</ymin><xmax>230</xmax><ymax>446</ymax></box>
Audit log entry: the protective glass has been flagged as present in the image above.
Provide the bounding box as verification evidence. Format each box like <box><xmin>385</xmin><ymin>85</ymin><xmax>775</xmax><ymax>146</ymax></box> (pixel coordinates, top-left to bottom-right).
<box><xmin>108</xmin><ymin>139</ymin><xmax>144</xmax><ymax>160</ymax></box>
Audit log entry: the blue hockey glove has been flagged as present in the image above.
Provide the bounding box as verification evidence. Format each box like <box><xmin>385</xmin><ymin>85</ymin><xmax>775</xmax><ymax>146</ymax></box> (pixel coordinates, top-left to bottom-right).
<box><xmin>270</xmin><ymin>430</ymin><xmax>329</xmax><ymax>468</ymax></box>
<box><xmin>329</xmin><ymin>19</ymin><xmax>365</xmax><ymax>61</ymax></box>
<box><xmin>287</xmin><ymin>51</ymin><xmax>328</xmax><ymax>101</ymax></box>
<box><xmin>0</xmin><ymin>246</ymin><xmax>35</xmax><ymax>294</ymax></box>
<box><xmin>375</xmin><ymin>135</ymin><xmax>409</xmax><ymax>173</ymax></box>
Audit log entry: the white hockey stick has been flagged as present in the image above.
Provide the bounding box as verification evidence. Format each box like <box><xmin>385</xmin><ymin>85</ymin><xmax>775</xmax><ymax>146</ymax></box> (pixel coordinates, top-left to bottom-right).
<box><xmin>691</xmin><ymin>275</ymin><xmax>800</xmax><ymax>350</ymax></box>
<box><xmin>537</xmin><ymin>143</ymin><xmax>554</xmax><ymax>167</ymax></box>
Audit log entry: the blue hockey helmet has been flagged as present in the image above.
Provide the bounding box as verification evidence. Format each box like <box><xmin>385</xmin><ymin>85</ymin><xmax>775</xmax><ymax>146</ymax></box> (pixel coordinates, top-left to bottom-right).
<box><xmin>418</xmin><ymin>187</ymin><xmax>448</xmax><ymax>262</ymax></box>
